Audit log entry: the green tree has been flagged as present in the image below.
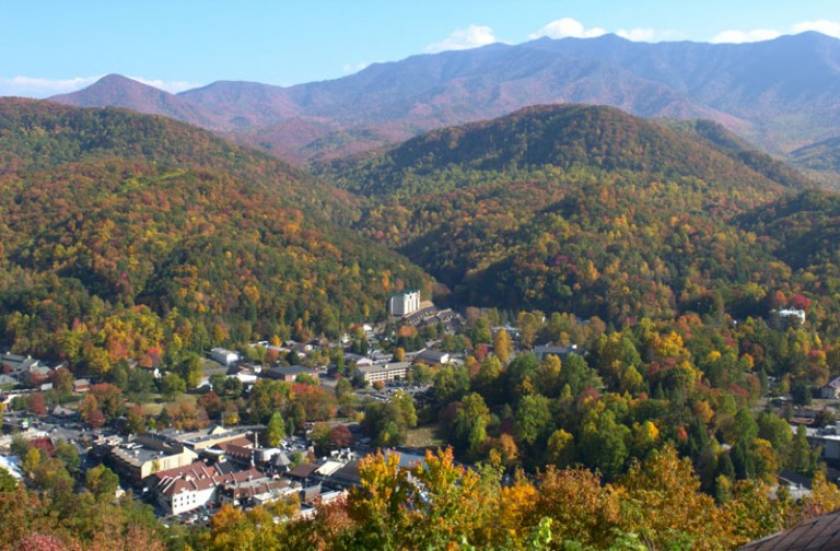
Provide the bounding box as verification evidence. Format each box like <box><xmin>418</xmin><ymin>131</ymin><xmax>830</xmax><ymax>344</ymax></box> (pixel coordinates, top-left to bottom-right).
<box><xmin>515</xmin><ymin>394</ymin><xmax>553</xmax><ymax>447</ymax></box>
<box><xmin>452</xmin><ymin>393</ymin><xmax>491</xmax><ymax>459</ymax></box>
<box><xmin>266</xmin><ymin>411</ymin><xmax>287</xmax><ymax>446</ymax></box>
<box><xmin>85</xmin><ymin>464</ymin><xmax>119</xmax><ymax>499</ymax></box>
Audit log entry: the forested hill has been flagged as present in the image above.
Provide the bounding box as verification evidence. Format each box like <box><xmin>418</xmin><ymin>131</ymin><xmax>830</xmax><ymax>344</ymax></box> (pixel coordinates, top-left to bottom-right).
<box><xmin>323</xmin><ymin>104</ymin><xmax>810</xmax><ymax>197</ymax></box>
<box><xmin>0</xmin><ymin>98</ymin><xmax>355</xmax><ymax>220</ymax></box>
<box><xmin>326</xmin><ymin>104</ymin><xmax>839</xmax><ymax>331</ymax></box>
<box><xmin>0</xmin><ymin>99</ymin><xmax>428</xmax><ymax>372</ymax></box>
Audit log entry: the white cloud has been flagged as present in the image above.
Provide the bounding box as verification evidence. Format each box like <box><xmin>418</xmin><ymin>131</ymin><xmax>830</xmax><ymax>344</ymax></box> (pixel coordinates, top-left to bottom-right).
<box><xmin>792</xmin><ymin>20</ymin><xmax>840</xmax><ymax>38</ymax></box>
<box><xmin>426</xmin><ymin>24</ymin><xmax>497</xmax><ymax>53</ymax></box>
<box><xmin>710</xmin><ymin>28</ymin><xmax>782</xmax><ymax>43</ymax></box>
<box><xmin>342</xmin><ymin>61</ymin><xmax>371</xmax><ymax>74</ymax></box>
<box><xmin>0</xmin><ymin>75</ymin><xmax>101</xmax><ymax>97</ymax></box>
<box><xmin>616</xmin><ymin>28</ymin><xmax>657</xmax><ymax>42</ymax></box>
<box><xmin>529</xmin><ymin>18</ymin><xmax>607</xmax><ymax>40</ymax></box>
<box><xmin>127</xmin><ymin>76</ymin><xmax>200</xmax><ymax>93</ymax></box>
<box><xmin>0</xmin><ymin>74</ymin><xmax>200</xmax><ymax>98</ymax></box>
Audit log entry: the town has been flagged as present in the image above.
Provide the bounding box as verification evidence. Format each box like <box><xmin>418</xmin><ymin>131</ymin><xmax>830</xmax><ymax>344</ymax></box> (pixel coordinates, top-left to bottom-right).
<box><xmin>0</xmin><ymin>291</ymin><xmax>477</xmax><ymax>524</ymax></box>
<box><xmin>0</xmin><ymin>287</ymin><xmax>829</xmax><ymax>531</ymax></box>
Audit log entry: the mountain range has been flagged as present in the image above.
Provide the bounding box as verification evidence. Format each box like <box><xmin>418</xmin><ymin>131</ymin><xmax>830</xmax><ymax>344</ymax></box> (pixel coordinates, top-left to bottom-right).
<box><xmin>47</xmin><ymin>31</ymin><xmax>840</xmax><ymax>173</ymax></box>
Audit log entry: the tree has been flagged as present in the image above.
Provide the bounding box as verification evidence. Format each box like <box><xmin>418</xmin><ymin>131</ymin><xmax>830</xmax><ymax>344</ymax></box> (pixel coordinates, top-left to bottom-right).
<box><xmin>789</xmin><ymin>424</ymin><xmax>815</xmax><ymax>476</ymax></box>
<box><xmin>452</xmin><ymin>393</ymin><xmax>491</xmax><ymax>459</ymax></box>
<box><xmin>266</xmin><ymin>411</ymin><xmax>286</xmax><ymax>446</ymax></box>
<box><xmin>85</xmin><ymin>465</ymin><xmax>119</xmax><ymax>499</ymax></box>
<box><xmin>160</xmin><ymin>372</ymin><xmax>186</xmax><ymax>399</ymax></box>
<box><xmin>494</xmin><ymin>328</ymin><xmax>513</xmax><ymax>364</ymax></box>
<box><xmin>79</xmin><ymin>394</ymin><xmax>105</xmax><ymax>428</ymax></box>
<box><xmin>515</xmin><ymin>394</ymin><xmax>553</xmax><ymax>447</ymax></box>
<box><xmin>363</xmin><ymin>390</ymin><xmax>417</xmax><ymax>446</ymax></box>
<box><xmin>329</xmin><ymin>425</ymin><xmax>354</xmax><ymax>448</ymax></box>
<box><xmin>393</xmin><ymin>347</ymin><xmax>406</xmax><ymax>362</ymax></box>
<box><xmin>27</xmin><ymin>393</ymin><xmax>47</xmax><ymax>417</ymax></box>
<box><xmin>579</xmin><ymin>410</ymin><xmax>630</xmax><ymax>480</ymax></box>
<box><xmin>546</xmin><ymin>429</ymin><xmax>576</xmax><ymax>467</ymax></box>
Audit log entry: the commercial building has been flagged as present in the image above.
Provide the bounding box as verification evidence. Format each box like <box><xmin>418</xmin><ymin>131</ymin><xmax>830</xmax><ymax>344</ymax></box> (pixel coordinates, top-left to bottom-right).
<box><xmin>109</xmin><ymin>434</ymin><xmax>198</xmax><ymax>483</ymax></box>
<box><xmin>358</xmin><ymin>362</ymin><xmax>411</xmax><ymax>384</ymax></box>
<box><xmin>388</xmin><ymin>291</ymin><xmax>421</xmax><ymax>317</ymax></box>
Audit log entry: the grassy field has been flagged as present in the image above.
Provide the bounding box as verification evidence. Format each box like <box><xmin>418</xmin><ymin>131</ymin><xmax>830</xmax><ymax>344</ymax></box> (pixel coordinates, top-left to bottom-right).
<box><xmin>404</xmin><ymin>424</ymin><xmax>446</xmax><ymax>448</ymax></box>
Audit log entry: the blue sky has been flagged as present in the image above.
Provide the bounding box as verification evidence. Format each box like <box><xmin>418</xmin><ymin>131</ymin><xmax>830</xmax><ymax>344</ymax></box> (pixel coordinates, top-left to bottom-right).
<box><xmin>2</xmin><ymin>0</ymin><xmax>840</xmax><ymax>97</ymax></box>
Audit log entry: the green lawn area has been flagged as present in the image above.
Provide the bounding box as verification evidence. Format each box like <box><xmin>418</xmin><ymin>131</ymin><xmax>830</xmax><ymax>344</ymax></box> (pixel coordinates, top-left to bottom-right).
<box><xmin>404</xmin><ymin>424</ymin><xmax>446</xmax><ymax>448</ymax></box>
<box><xmin>138</xmin><ymin>392</ymin><xmax>198</xmax><ymax>416</ymax></box>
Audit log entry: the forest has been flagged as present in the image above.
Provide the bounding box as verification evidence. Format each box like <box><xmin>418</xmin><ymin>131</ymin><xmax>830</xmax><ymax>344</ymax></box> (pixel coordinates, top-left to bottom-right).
<box><xmin>3</xmin><ymin>99</ymin><xmax>840</xmax><ymax>549</ymax></box>
<box><xmin>0</xmin><ymin>99</ymin><xmax>428</xmax><ymax>376</ymax></box>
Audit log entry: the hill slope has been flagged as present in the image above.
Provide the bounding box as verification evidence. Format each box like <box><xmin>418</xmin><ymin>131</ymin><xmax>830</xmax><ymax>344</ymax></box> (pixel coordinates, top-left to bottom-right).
<box><xmin>47</xmin><ymin>32</ymin><xmax>840</xmax><ymax>166</ymax></box>
<box><xmin>0</xmin><ymin>99</ymin><xmax>428</xmax><ymax>371</ymax></box>
<box><xmin>322</xmin><ymin>104</ymin><xmax>809</xmax><ymax>197</ymax></box>
<box><xmin>328</xmin><ymin>105</ymin><xmax>832</xmax><ymax>327</ymax></box>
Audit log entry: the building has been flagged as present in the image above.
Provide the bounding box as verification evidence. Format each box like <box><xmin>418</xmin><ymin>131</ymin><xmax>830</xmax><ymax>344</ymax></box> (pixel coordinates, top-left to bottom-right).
<box><xmin>152</xmin><ymin>461</ymin><xmax>265</xmax><ymax>515</ymax></box>
<box><xmin>740</xmin><ymin>507</ymin><xmax>840</xmax><ymax>550</ymax></box>
<box><xmin>210</xmin><ymin>348</ymin><xmax>240</xmax><ymax>366</ymax></box>
<box><xmin>415</xmin><ymin>349</ymin><xmax>451</xmax><ymax>365</ymax></box>
<box><xmin>358</xmin><ymin>362</ymin><xmax>411</xmax><ymax>384</ymax></box>
<box><xmin>388</xmin><ymin>291</ymin><xmax>421</xmax><ymax>317</ymax></box>
<box><xmin>264</xmin><ymin>365</ymin><xmax>315</xmax><ymax>383</ymax></box>
<box><xmin>533</xmin><ymin>344</ymin><xmax>579</xmax><ymax>361</ymax></box>
<box><xmin>771</xmin><ymin>308</ymin><xmax>806</xmax><ymax>329</ymax></box>
<box><xmin>109</xmin><ymin>434</ymin><xmax>199</xmax><ymax>483</ymax></box>
<box><xmin>820</xmin><ymin>377</ymin><xmax>840</xmax><ymax>399</ymax></box>
<box><xmin>170</xmin><ymin>425</ymin><xmax>259</xmax><ymax>452</ymax></box>
<box><xmin>219</xmin><ymin>476</ymin><xmax>294</xmax><ymax>507</ymax></box>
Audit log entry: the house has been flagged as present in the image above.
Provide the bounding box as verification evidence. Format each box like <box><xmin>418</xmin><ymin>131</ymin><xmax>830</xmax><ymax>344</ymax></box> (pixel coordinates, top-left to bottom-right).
<box><xmin>109</xmin><ymin>434</ymin><xmax>199</xmax><ymax>484</ymax></box>
<box><xmin>264</xmin><ymin>365</ymin><xmax>314</xmax><ymax>383</ymax></box>
<box><xmin>820</xmin><ymin>377</ymin><xmax>840</xmax><ymax>399</ymax></box>
<box><xmin>388</xmin><ymin>291</ymin><xmax>421</xmax><ymax>317</ymax></box>
<box><xmin>358</xmin><ymin>362</ymin><xmax>411</xmax><ymax>385</ymax></box>
<box><xmin>740</xmin><ymin>507</ymin><xmax>840</xmax><ymax>550</ymax></box>
<box><xmin>210</xmin><ymin>348</ymin><xmax>240</xmax><ymax>366</ymax></box>
<box><xmin>73</xmin><ymin>378</ymin><xmax>90</xmax><ymax>393</ymax></box>
<box><xmin>533</xmin><ymin>344</ymin><xmax>579</xmax><ymax>361</ymax></box>
<box><xmin>415</xmin><ymin>349</ymin><xmax>451</xmax><ymax>365</ymax></box>
<box><xmin>286</xmin><ymin>462</ymin><xmax>319</xmax><ymax>483</ymax></box>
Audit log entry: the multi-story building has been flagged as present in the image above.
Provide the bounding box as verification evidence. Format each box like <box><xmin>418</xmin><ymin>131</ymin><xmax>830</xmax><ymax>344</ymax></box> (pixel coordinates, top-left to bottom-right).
<box><xmin>388</xmin><ymin>291</ymin><xmax>421</xmax><ymax>317</ymax></box>
<box><xmin>109</xmin><ymin>434</ymin><xmax>198</xmax><ymax>484</ymax></box>
<box><xmin>358</xmin><ymin>362</ymin><xmax>411</xmax><ymax>384</ymax></box>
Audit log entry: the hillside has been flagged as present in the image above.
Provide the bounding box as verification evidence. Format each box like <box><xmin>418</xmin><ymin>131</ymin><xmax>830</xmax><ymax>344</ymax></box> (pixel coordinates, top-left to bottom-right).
<box><xmin>0</xmin><ymin>99</ymin><xmax>428</xmax><ymax>372</ymax></box>
<box><xmin>46</xmin><ymin>32</ymin><xmax>840</xmax><ymax>169</ymax></box>
<box><xmin>322</xmin><ymin>104</ymin><xmax>810</xmax><ymax>197</ymax></box>
<box><xmin>325</xmin><ymin>105</ymin><xmax>838</xmax><ymax>329</ymax></box>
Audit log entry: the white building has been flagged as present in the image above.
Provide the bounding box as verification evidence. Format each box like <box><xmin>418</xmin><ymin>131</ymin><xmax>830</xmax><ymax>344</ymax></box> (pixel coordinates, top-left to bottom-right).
<box><xmin>359</xmin><ymin>362</ymin><xmax>411</xmax><ymax>384</ymax></box>
<box><xmin>776</xmin><ymin>308</ymin><xmax>806</xmax><ymax>324</ymax></box>
<box><xmin>389</xmin><ymin>291</ymin><xmax>421</xmax><ymax>317</ymax></box>
<box><xmin>210</xmin><ymin>348</ymin><xmax>240</xmax><ymax>366</ymax></box>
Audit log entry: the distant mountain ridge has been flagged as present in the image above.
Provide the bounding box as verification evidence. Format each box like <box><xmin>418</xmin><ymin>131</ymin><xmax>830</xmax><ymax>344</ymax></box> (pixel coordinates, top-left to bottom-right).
<box><xmin>47</xmin><ymin>32</ymin><xmax>840</xmax><ymax>170</ymax></box>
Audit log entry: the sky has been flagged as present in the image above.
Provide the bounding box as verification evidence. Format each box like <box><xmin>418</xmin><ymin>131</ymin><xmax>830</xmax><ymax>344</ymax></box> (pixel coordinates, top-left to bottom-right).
<box><xmin>2</xmin><ymin>0</ymin><xmax>840</xmax><ymax>97</ymax></box>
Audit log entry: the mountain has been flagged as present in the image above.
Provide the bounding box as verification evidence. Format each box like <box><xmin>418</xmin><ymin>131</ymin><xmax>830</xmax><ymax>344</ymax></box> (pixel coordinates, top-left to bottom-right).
<box><xmin>47</xmin><ymin>32</ymin><xmax>840</xmax><ymax>167</ymax></box>
<box><xmin>322</xmin><ymin>104</ymin><xmax>810</xmax><ymax>197</ymax></box>
<box><xmin>330</xmin><ymin>104</ymin><xmax>829</xmax><ymax>325</ymax></box>
<box><xmin>50</xmin><ymin>74</ymin><xmax>209</xmax><ymax>126</ymax></box>
<box><xmin>0</xmin><ymin>98</ymin><xmax>428</xmax><ymax>370</ymax></box>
